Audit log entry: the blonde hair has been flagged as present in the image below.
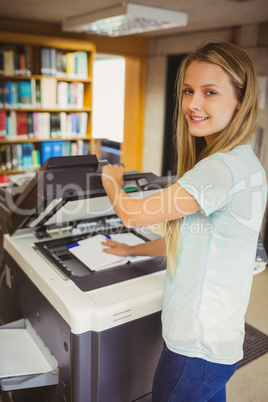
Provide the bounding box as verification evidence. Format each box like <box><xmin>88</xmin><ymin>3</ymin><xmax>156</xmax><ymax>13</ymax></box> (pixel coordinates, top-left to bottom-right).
<box><xmin>165</xmin><ymin>41</ymin><xmax>259</xmax><ymax>275</ymax></box>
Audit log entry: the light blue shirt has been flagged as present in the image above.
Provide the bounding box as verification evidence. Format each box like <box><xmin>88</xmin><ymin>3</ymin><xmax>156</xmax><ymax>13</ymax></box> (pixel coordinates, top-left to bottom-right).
<box><xmin>162</xmin><ymin>145</ymin><xmax>267</xmax><ymax>364</ymax></box>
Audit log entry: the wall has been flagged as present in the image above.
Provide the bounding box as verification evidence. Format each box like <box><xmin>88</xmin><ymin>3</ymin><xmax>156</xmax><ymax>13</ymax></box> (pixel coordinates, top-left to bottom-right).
<box><xmin>143</xmin><ymin>24</ymin><xmax>268</xmax><ymax>180</ymax></box>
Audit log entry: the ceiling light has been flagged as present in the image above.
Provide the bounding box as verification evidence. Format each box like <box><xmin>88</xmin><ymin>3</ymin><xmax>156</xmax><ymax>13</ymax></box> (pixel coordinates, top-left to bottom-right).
<box><xmin>62</xmin><ymin>2</ymin><xmax>188</xmax><ymax>37</ymax></box>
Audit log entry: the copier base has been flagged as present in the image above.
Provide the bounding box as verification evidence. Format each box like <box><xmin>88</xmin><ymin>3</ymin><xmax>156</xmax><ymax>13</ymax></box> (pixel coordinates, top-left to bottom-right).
<box><xmin>1</xmin><ymin>252</ymin><xmax>163</xmax><ymax>402</ymax></box>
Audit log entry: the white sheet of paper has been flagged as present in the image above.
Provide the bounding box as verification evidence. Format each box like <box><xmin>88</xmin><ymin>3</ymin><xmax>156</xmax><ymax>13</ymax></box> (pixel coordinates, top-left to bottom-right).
<box><xmin>0</xmin><ymin>329</ymin><xmax>53</xmax><ymax>378</ymax></box>
<box><xmin>67</xmin><ymin>232</ymin><xmax>147</xmax><ymax>271</ymax></box>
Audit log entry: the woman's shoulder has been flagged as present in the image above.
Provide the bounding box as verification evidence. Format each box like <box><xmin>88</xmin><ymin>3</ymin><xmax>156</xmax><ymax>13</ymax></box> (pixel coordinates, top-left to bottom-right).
<box><xmin>198</xmin><ymin>145</ymin><xmax>263</xmax><ymax>172</ymax></box>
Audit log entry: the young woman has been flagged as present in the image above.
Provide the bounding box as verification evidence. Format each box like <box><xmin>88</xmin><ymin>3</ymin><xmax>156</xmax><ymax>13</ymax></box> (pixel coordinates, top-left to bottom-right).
<box><xmin>101</xmin><ymin>42</ymin><xmax>267</xmax><ymax>401</ymax></box>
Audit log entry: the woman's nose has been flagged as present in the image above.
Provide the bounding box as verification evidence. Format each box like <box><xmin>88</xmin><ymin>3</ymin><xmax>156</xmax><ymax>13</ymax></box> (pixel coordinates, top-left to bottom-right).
<box><xmin>189</xmin><ymin>94</ymin><xmax>202</xmax><ymax>111</ymax></box>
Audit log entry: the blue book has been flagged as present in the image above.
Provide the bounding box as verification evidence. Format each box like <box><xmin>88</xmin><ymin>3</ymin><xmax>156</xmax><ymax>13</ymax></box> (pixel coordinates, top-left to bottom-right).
<box><xmin>11</xmin><ymin>82</ymin><xmax>19</xmax><ymax>107</ymax></box>
<box><xmin>21</xmin><ymin>143</ymin><xmax>33</xmax><ymax>170</ymax></box>
<box><xmin>61</xmin><ymin>141</ymin><xmax>71</xmax><ymax>156</ymax></box>
<box><xmin>7</xmin><ymin>81</ymin><xmax>12</xmax><ymax>106</ymax></box>
<box><xmin>19</xmin><ymin>81</ymin><xmax>32</xmax><ymax>107</ymax></box>
<box><xmin>52</xmin><ymin>141</ymin><xmax>63</xmax><ymax>157</ymax></box>
<box><xmin>41</xmin><ymin>141</ymin><xmax>53</xmax><ymax>164</ymax></box>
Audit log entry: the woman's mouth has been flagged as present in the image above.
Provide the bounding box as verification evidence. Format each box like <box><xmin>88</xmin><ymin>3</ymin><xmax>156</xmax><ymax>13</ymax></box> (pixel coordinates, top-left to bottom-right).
<box><xmin>189</xmin><ymin>115</ymin><xmax>209</xmax><ymax>123</ymax></box>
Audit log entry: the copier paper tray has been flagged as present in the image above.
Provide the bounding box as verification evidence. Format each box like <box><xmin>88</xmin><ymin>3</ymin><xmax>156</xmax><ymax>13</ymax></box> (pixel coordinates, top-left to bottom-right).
<box><xmin>0</xmin><ymin>319</ymin><xmax>59</xmax><ymax>391</ymax></box>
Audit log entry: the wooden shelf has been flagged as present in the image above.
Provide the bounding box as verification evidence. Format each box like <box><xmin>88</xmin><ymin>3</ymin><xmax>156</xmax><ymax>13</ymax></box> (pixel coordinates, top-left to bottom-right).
<box><xmin>0</xmin><ymin>136</ymin><xmax>91</xmax><ymax>144</ymax></box>
<box><xmin>0</xmin><ymin>169</ymin><xmax>37</xmax><ymax>176</ymax></box>
<box><xmin>0</xmin><ymin>107</ymin><xmax>92</xmax><ymax>113</ymax></box>
<box><xmin>0</xmin><ymin>74</ymin><xmax>92</xmax><ymax>83</ymax></box>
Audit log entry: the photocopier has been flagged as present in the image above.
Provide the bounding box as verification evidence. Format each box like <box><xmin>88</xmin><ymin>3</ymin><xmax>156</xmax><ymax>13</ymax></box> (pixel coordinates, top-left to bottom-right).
<box><xmin>0</xmin><ymin>155</ymin><xmax>172</xmax><ymax>402</ymax></box>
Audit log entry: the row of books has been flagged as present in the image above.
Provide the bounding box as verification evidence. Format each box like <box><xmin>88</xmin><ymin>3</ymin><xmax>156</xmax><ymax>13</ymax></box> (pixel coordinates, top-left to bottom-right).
<box><xmin>0</xmin><ymin>143</ymin><xmax>40</xmax><ymax>172</ymax></box>
<box><xmin>0</xmin><ymin>111</ymin><xmax>88</xmax><ymax>140</ymax></box>
<box><xmin>0</xmin><ymin>46</ymin><xmax>88</xmax><ymax>79</ymax></box>
<box><xmin>41</xmin><ymin>140</ymin><xmax>89</xmax><ymax>164</ymax></box>
<box><xmin>0</xmin><ymin>140</ymin><xmax>90</xmax><ymax>172</ymax></box>
<box><xmin>41</xmin><ymin>48</ymin><xmax>88</xmax><ymax>79</ymax></box>
<box><xmin>0</xmin><ymin>78</ymin><xmax>85</xmax><ymax>109</ymax></box>
<box><xmin>0</xmin><ymin>45</ymin><xmax>31</xmax><ymax>76</ymax></box>
<box><xmin>41</xmin><ymin>78</ymin><xmax>84</xmax><ymax>109</ymax></box>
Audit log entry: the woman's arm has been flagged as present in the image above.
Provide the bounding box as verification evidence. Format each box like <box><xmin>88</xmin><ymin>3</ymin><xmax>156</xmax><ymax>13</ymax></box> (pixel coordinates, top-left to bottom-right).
<box><xmin>102</xmin><ymin>237</ymin><xmax>166</xmax><ymax>257</ymax></box>
<box><xmin>102</xmin><ymin>165</ymin><xmax>201</xmax><ymax>228</ymax></box>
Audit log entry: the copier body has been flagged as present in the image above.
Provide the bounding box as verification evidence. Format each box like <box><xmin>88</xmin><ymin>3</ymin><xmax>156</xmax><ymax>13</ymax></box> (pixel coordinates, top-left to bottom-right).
<box><xmin>0</xmin><ymin>155</ymin><xmax>170</xmax><ymax>402</ymax></box>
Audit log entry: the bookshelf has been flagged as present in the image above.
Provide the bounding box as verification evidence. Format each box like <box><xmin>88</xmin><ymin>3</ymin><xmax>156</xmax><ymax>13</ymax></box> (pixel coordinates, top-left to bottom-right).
<box><xmin>0</xmin><ymin>32</ymin><xmax>96</xmax><ymax>175</ymax></box>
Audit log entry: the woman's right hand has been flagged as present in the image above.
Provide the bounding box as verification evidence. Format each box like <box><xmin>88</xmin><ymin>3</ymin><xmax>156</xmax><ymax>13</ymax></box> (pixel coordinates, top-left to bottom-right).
<box><xmin>101</xmin><ymin>239</ymin><xmax>131</xmax><ymax>257</ymax></box>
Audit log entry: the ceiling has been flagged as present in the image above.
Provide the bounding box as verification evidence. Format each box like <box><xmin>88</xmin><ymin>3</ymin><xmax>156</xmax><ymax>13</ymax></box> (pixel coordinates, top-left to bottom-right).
<box><xmin>0</xmin><ymin>0</ymin><xmax>267</xmax><ymax>38</ymax></box>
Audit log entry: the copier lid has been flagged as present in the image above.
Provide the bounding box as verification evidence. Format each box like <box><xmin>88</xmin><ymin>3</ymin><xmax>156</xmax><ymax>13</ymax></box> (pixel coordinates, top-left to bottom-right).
<box><xmin>7</xmin><ymin>154</ymin><xmax>106</xmax><ymax>235</ymax></box>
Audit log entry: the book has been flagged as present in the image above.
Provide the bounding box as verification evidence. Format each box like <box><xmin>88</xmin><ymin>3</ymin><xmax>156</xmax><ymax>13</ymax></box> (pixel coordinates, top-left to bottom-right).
<box><xmin>0</xmin><ymin>111</ymin><xmax>7</xmax><ymax>139</ymax></box>
<box><xmin>32</xmin><ymin>111</ymin><xmax>39</xmax><ymax>138</ymax></box>
<box><xmin>0</xmin><ymin>47</ymin><xmax>3</xmax><ymax>75</ymax></box>
<box><xmin>41</xmin><ymin>141</ymin><xmax>52</xmax><ymax>164</ymax></box>
<box><xmin>7</xmin><ymin>81</ymin><xmax>12</xmax><ymax>106</ymax></box>
<box><xmin>41</xmin><ymin>48</ymin><xmax>50</xmax><ymax>76</ymax></box>
<box><xmin>74</xmin><ymin>51</ymin><xmax>88</xmax><ymax>79</ymax></box>
<box><xmin>75</xmin><ymin>82</ymin><xmax>84</xmax><ymax>109</ymax></box>
<box><xmin>57</xmin><ymin>81</ymin><xmax>68</xmax><ymax>109</ymax></box>
<box><xmin>66</xmin><ymin>52</ymin><xmax>75</xmax><ymax>78</ymax></box>
<box><xmin>21</xmin><ymin>143</ymin><xmax>33</xmax><ymax>170</ymax></box>
<box><xmin>16</xmin><ymin>112</ymin><xmax>28</xmax><ymax>139</ymax></box>
<box><xmin>8</xmin><ymin>111</ymin><xmax>17</xmax><ymax>140</ymax></box>
<box><xmin>66</xmin><ymin>232</ymin><xmax>149</xmax><ymax>271</ymax></box>
<box><xmin>11</xmin><ymin>144</ymin><xmax>18</xmax><ymax>169</ymax></box>
<box><xmin>0</xmin><ymin>82</ymin><xmax>4</xmax><ymax>107</ymax></box>
<box><xmin>5</xmin><ymin>144</ymin><xmax>12</xmax><ymax>170</ymax></box>
<box><xmin>30</xmin><ymin>78</ymin><xmax>36</xmax><ymax>108</ymax></box>
<box><xmin>61</xmin><ymin>141</ymin><xmax>71</xmax><ymax>156</ymax></box>
<box><xmin>79</xmin><ymin>112</ymin><xmax>88</xmax><ymax>137</ymax></box>
<box><xmin>51</xmin><ymin>141</ymin><xmax>62</xmax><ymax>157</ymax></box>
<box><xmin>32</xmin><ymin>149</ymin><xmax>41</xmax><ymax>169</ymax></box>
<box><xmin>60</xmin><ymin>112</ymin><xmax>67</xmax><ymax>138</ymax></box>
<box><xmin>19</xmin><ymin>81</ymin><xmax>32</xmax><ymax>108</ymax></box>
<box><xmin>0</xmin><ymin>145</ymin><xmax>7</xmax><ymax>171</ymax></box>
<box><xmin>11</xmin><ymin>82</ymin><xmax>19</xmax><ymax>107</ymax></box>
<box><xmin>16</xmin><ymin>143</ymin><xmax>23</xmax><ymax>170</ymax></box>
<box><xmin>35</xmin><ymin>81</ymin><xmax>41</xmax><ymax>108</ymax></box>
<box><xmin>40</xmin><ymin>77</ymin><xmax>57</xmax><ymax>109</ymax></box>
<box><xmin>50</xmin><ymin>114</ymin><xmax>61</xmax><ymax>138</ymax></box>
<box><xmin>56</xmin><ymin>51</ymin><xmax>67</xmax><ymax>78</ymax></box>
<box><xmin>38</xmin><ymin>112</ymin><xmax>50</xmax><ymax>139</ymax></box>
<box><xmin>50</xmin><ymin>48</ymin><xmax>57</xmax><ymax>76</ymax></box>
<box><xmin>27</xmin><ymin>112</ymin><xmax>34</xmax><ymax>138</ymax></box>
<box><xmin>71</xmin><ymin>141</ymin><xmax>78</xmax><ymax>155</ymax></box>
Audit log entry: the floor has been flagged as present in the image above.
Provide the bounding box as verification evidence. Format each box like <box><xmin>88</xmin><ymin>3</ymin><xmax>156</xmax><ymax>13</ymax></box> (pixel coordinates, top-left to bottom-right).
<box><xmin>226</xmin><ymin>268</ymin><xmax>268</xmax><ymax>401</ymax></box>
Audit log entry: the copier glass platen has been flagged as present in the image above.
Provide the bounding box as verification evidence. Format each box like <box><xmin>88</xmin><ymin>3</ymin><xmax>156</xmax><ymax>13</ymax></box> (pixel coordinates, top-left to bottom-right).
<box><xmin>0</xmin><ymin>155</ymin><xmax>172</xmax><ymax>402</ymax></box>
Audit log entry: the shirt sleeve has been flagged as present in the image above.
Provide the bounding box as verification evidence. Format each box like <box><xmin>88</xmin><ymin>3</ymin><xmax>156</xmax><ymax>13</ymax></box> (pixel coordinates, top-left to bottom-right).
<box><xmin>178</xmin><ymin>155</ymin><xmax>234</xmax><ymax>216</ymax></box>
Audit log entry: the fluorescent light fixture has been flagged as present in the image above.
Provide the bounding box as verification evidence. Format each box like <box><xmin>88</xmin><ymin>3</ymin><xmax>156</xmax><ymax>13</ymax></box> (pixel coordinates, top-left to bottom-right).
<box><xmin>62</xmin><ymin>2</ymin><xmax>188</xmax><ymax>37</ymax></box>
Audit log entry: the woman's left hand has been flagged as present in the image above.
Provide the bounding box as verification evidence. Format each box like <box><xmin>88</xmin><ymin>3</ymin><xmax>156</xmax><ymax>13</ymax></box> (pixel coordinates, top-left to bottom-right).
<box><xmin>102</xmin><ymin>164</ymin><xmax>125</xmax><ymax>189</ymax></box>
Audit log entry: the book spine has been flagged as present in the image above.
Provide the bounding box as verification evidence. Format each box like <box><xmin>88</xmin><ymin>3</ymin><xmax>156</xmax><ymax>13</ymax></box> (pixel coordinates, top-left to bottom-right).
<box><xmin>0</xmin><ymin>47</ymin><xmax>4</xmax><ymax>75</ymax></box>
<box><xmin>27</xmin><ymin>112</ymin><xmax>34</xmax><ymax>138</ymax></box>
<box><xmin>41</xmin><ymin>48</ymin><xmax>50</xmax><ymax>76</ymax></box>
<box><xmin>0</xmin><ymin>111</ymin><xmax>7</xmax><ymax>139</ymax></box>
<box><xmin>19</xmin><ymin>81</ymin><xmax>32</xmax><ymax>108</ymax></box>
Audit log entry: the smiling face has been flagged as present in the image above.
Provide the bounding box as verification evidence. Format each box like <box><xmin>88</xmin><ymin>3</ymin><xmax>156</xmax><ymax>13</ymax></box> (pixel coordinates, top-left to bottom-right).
<box><xmin>182</xmin><ymin>60</ymin><xmax>240</xmax><ymax>144</ymax></box>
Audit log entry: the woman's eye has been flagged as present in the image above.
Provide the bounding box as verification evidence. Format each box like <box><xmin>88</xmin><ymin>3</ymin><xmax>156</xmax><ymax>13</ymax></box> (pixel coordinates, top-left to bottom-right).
<box><xmin>206</xmin><ymin>90</ymin><xmax>216</xmax><ymax>96</ymax></box>
<box><xmin>183</xmin><ymin>89</ymin><xmax>193</xmax><ymax>95</ymax></box>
